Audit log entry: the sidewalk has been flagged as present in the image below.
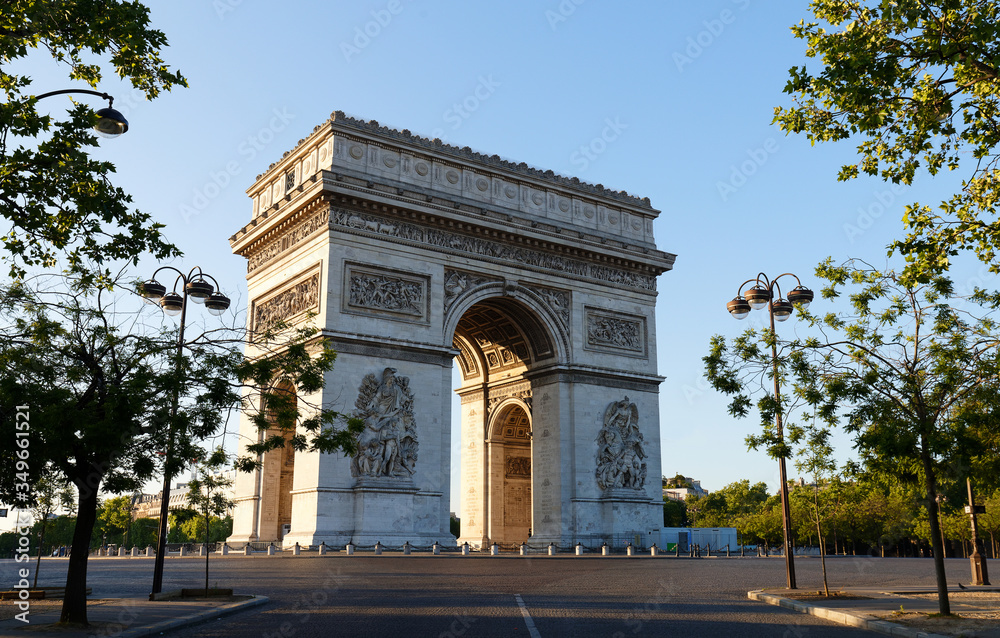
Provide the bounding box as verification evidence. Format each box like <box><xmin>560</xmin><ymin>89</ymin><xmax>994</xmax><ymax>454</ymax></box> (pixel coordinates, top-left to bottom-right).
<box><xmin>0</xmin><ymin>594</ymin><xmax>268</xmax><ymax>637</ymax></box>
<box><xmin>750</xmin><ymin>585</ymin><xmax>1000</xmax><ymax>637</ymax></box>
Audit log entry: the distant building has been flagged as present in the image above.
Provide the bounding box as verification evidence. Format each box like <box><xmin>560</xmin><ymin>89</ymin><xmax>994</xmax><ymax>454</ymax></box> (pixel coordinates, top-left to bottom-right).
<box><xmin>662</xmin><ymin>475</ymin><xmax>708</xmax><ymax>502</ymax></box>
<box><xmin>132</xmin><ymin>473</ymin><xmax>236</xmax><ymax>520</ymax></box>
<box><xmin>132</xmin><ymin>483</ymin><xmax>191</xmax><ymax>520</ymax></box>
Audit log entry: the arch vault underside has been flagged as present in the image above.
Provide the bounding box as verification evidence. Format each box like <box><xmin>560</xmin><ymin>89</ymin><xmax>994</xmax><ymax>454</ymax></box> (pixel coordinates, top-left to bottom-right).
<box><xmin>227</xmin><ymin>112</ymin><xmax>675</xmax><ymax>549</ymax></box>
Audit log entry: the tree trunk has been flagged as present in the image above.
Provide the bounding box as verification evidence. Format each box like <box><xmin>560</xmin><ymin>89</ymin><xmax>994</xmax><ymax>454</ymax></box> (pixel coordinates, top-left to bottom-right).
<box><xmin>920</xmin><ymin>438</ymin><xmax>950</xmax><ymax>615</ymax></box>
<box><xmin>814</xmin><ymin>487</ymin><xmax>830</xmax><ymax>597</ymax></box>
<box><xmin>60</xmin><ymin>477</ymin><xmax>100</xmax><ymax>625</ymax></box>
<box><xmin>204</xmin><ymin>509</ymin><xmax>210</xmax><ymax>595</ymax></box>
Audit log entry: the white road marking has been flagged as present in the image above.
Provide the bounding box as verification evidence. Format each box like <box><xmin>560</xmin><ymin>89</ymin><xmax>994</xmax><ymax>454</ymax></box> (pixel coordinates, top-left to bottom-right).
<box><xmin>514</xmin><ymin>594</ymin><xmax>542</xmax><ymax>638</ymax></box>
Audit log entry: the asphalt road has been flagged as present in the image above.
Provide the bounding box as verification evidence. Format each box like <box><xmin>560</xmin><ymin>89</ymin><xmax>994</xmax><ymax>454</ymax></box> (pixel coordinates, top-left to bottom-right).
<box><xmin>1</xmin><ymin>553</ymin><xmax>979</xmax><ymax>637</ymax></box>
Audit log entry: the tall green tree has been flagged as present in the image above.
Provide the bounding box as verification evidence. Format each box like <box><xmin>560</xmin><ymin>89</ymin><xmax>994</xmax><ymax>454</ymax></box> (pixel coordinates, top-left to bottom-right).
<box><xmin>96</xmin><ymin>496</ymin><xmax>132</xmax><ymax>547</ymax></box>
<box><xmin>1</xmin><ymin>0</ymin><xmax>185</xmax><ymax>285</ymax></box>
<box><xmin>793</xmin><ymin>258</ymin><xmax>1000</xmax><ymax>614</ymax></box>
<box><xmin>185</xmin><ymin>448</ymin><xmax>233</xmax><ymax>595</ymax></box>
<box><xmin>0</xmin><ymin>273</ymin><xmax>360</xmax><ymax>625</ymax></box>
<box><xmin>795</xmin><ymin>427</ymin><xmax>837</xmax><ymax>596</ymax></box>
<box><xmin>29</xmin><ymin>473</ymin><xmax>74</xmax><ymax>588</ymax></box>
<box><xmin>773</xmin><ymin>1</ymin><xmax>1000</xmax><ymax>279</ymax></box>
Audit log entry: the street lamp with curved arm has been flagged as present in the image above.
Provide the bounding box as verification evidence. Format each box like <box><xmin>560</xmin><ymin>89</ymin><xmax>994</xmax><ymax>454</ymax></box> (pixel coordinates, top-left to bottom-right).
<box><xmin>725</xmin><ymin>272</ymin><xmax>813</xmax><ymax>590</ymax></box>
<box><xmin>137</xmin><ymin>266</ymin><xmax>230</xmax><ymax>597</ymax></box>
<box><xmin>33</xmin><ymin>88</ymin><xmax>129</xmax><ymax>138</ymax></box>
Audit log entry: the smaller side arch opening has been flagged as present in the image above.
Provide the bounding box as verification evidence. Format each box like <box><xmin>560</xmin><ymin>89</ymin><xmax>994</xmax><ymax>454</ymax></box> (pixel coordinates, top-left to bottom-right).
<box><xmin>486</xmin><ymin>400</ymin><xmax>532</xmax><ymax>547</ymax></box>
<box><xmin>259</xmin><ymin>381</ymin><xmax>297</xmax><ymax>542</ymax></box>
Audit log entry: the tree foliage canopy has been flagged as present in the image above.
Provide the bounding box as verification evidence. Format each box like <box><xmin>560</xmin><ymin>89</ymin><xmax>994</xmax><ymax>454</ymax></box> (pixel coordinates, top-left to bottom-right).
<box><xmin>1</xmin><ymin>0</ymin><xmax>186</xmax><ymax>284</ymax></box>
<box><xmin>773</xmin><ymin>0</ymin><xmax>1000</xmax><ymax>278</ymax></box>
<box><xmin>795</xmin><ymin>259</ymin><xmax>997</xmax><ymax>611</ymax></box>
<box><xmin>0</xmin><ymin>273</ymin><xmax>359</xmax><ymax>623</ymax></box>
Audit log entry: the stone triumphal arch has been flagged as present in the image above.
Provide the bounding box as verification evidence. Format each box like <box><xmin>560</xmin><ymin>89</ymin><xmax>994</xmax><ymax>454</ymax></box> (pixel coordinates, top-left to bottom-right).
<box><xmin>227</xmin><ymin>112</ymin><xmax>675</xmax><ymax>549</ymax></box>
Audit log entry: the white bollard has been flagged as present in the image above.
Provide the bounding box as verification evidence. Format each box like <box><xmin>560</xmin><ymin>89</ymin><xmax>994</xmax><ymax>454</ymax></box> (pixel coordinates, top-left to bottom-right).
<box><xmin>266</xmin><ymin>544</ymin><xmax>276</xmax><ymax>556</ymax></box>
<box><xmin>520</xmin><ymin>544</ymin><xmax>527</xmax><ymax>556</ymax></box>
<box><xmin>318</xmin><ymin>543</ymin><xmax>327</xmax><ymax>556</ymax></box>
<box><xmin>601</xmin><ymin>544</ymin><xmax>609</xmax><ymax>556</ymax></box>
<box><xmin>461</xmin><ymin>543</ymin><xmax>470</xmax><ymax>556</ymax></box>
<box><xmin>131</xmin><ymin>547</ymin><xmax>138</xmax><ymax>557</ymax></box>
<box><xmin>244</xmin><ymin>545</ymin><xmax>252</xmax><ymax>556</ymax></box>
<box><xmin>490</xmin><ymin>543</ymin><xmax>499</xmax><ymax>556</ymax></box>
<box><xmin>118</xmin><ymin>547</ymin><xmax>126</xmax><ymax>557</ymax></box>
<box><xmin>346</xmin><ymin>543</ymin><xmax>355</xmax><ymax>556</ymax></box>
<box><xmin>374</xmin><ymin>542</ymin><xmax>382</xmax><ymax>556</ymax></box>
<box><xmin>548</xmin><ymin>543</ymin><xmax>555</xmax><ymax>556</ymax></box>
<box><xmin>146</xmin><ymin>546</ymin><xmax>153</xmax><ymax>557</ymax></box>
<box><xmin>575</xmin><ymin>544</ymin><xmax>584</xmax><ymax>556</ymax></box>
<box><xmin>220</xmin><ymin>544</ymin><xmax>229</xmax><ymax>556</ymax></box>
<box><xmin>651</xmin><ymin>545</ymin><xmax>659</xmax><ymax>557</ymax></box>
<box><xmin>433</xmin><ymin>542</ymin><xmax>440</xmax><ymax>555</ymax></box>
<box><xmin>403</xmin><ymin>541</ymin><xmax>411</xmax><ymax>555</ymax></box>
<box><xmin>179</xmin><ymin>545</ymin><xmax>188</xmax><ymax>557</ymax></box>
<box><xmin>199</xmin><ymin>545</ymin><xmax>207</xmax><ymax>556</ymax></box>
<box><xmin>292</xmin><ymin>542</ymin><xmax>301</xmax><ymax>556</ymax></box>
<box><xmin>627</xmin><ymin>544</ymin><xmax>635</xmax><ymax>557</ymax></box>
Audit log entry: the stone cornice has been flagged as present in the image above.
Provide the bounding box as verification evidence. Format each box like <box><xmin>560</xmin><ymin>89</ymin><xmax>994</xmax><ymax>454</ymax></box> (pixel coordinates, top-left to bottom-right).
<box><xmin>262</xmin><ymin>110</ymin><xmax>654</xmax><ymax>209</ymax></box>
<box><xmin>231</xmin><ymin>177</ymin><xmax>675</xmax><ymax>281</ymax></box>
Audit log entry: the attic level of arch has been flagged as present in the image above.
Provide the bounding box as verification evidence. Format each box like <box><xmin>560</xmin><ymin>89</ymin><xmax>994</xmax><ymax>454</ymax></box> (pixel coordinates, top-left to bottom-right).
<box><xmin>233</xmin><ymin>186</ymin><xmax>672</xmax><ymax>289</ymax></box>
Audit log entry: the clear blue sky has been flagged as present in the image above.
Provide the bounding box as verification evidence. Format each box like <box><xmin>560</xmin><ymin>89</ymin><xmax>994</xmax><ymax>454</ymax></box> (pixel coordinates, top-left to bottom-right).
<box><xmin>10</xmin><ymin>0</ymin><xmax>989</xmax><ymax>523</ymax></box>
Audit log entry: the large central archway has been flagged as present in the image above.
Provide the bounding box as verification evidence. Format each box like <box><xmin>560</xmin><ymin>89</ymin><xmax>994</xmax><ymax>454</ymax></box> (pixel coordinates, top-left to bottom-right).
<box><xmin>227</xmin><ymin>112</ymin><xmax>674</xmax><ymax>549</ymax></box>
<box><xmin>450</xmin><ymin>295</ymin><xmax>558</xmax><ymax>547</ymax></box>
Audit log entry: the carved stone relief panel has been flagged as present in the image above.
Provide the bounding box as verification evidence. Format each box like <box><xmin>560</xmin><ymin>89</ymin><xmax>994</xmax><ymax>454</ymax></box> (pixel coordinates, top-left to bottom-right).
<box><xmin>524</xmin><ymin>284</ymin><xmax>570</xmax><ymax>330</ymax></box>
<box><xmin>584</xmin><ymin>307</ymin><xmax>647</xmax><ymax>357</ymax></box>
<box><xmin>505</xmin><ymin>455</ymin><xmax>531</xmax><ymax>478</ymax></box>
<box><xmin>444</xmin><ymin>269</ymin><xmax>501</xmax><ymax>313</ymax></box>
<box><xmin>351</xmin><ymin>367</ymin><xmax>419</xmax><ymax>479</ymax></box>
<box><xmin>596</xmin><ymin>397</ymin><xmax>647</xmax><ymax>491</ymax></box>
<box><xmin>344</xmin><ymin>263</ymin><xmax>429</xmax><ymax>323</ymax></box>
<box><xmin>251</xmin><ymin>265</ymin><xmax>322</xmax><ymax>333</ymax></box>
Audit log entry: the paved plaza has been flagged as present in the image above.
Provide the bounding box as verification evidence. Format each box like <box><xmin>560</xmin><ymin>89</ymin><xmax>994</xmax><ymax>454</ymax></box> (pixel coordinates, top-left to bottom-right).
<box><xmin>2</xmin><ymin>554</ymin><xmax>992</xmax><ymax>637</ymax></box>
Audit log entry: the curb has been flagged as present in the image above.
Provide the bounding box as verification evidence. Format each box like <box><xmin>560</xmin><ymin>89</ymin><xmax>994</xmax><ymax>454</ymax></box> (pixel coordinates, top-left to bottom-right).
<box><xmin>118</xmin><ymin>595</ymin><xmax>270</xmax><ymax>638</ymax></box>
<box><xmin>748</xmin><ymin>591</ymin><xmax>949</xmax><ymax>638</ymax></box>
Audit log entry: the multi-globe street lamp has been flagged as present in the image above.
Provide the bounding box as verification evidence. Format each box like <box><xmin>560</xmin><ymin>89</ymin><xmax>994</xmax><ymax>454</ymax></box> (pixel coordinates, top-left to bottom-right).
<box><xmin>726</xmin><ymin>272</ymin><xmax>813</xmax><ymax>590</ymax></box>
<box><xmin>33</xmin><ymin>88</ymin><xmax>129</xmax><ymax>138</ymax></box>
<box><xmin>138</xmin><ymin>267</ymin><xmax>230</xmax><ymax>597</ymax></box>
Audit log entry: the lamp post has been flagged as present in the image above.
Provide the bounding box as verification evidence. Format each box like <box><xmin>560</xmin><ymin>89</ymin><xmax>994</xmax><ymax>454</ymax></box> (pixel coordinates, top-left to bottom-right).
<box><xmin>966</xmin><ymin>479</ymin><xmax>990</xmax><ymax>585</ymax></box>
<box><xmin>138</xmin><ymin>267</ymin><xmax>230</xmax><ymax>597</ymax></box>
<box><xmin>726</xmin><ymin>272</ymin><xmax>813</xmax><ymax>590</ymax></box>
<box><xmin>33</xmin><ymin>88</ymin><xmax>129</xmax><ymax>138</ymax></box>
<box><xmin>935</xmin><ymin>494</ymin><xmax>948</xmax><ymax>559</ymax></box>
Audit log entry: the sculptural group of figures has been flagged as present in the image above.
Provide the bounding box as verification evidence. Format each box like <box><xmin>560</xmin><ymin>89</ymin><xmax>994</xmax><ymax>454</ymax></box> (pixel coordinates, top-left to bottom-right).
<box><xmin>351</xmin><ymin>367</ymin><xmax>419</xmax><ymax>478</ymax></box>
<box><xmin>596</xmin><ymin>396</ymin><xmax>647</xmax><ymax>490</ymax></box>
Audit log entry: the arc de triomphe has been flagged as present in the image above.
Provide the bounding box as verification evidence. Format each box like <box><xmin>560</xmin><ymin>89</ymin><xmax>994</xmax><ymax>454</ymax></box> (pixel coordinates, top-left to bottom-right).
<box><xmin>227</xmin><ymin>112</ymin><xmax>675</xmax><ymax>549</ymax></box>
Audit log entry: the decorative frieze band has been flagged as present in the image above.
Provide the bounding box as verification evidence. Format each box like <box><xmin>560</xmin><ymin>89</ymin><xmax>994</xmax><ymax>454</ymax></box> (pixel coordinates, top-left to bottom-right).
<box><xmin>252</xmin><ymin>266</ymin><xmax>322</xmax><ymax>332</ymax></box>
<box><xmin>247</xmin><ymin>207</ymin><xmax>330</xmax><ymax>274</ymax></box>
<box><xmin>344</xmin><ymin>263</ymin><xmax>429</xmax><ymax>323</ymax></box>
<box><xmin>584</xmin><ymin>307</ymin><xmax>647</xmax><ymax>356</ymax></box>
<box><xmin>333</xmin><ymin>207</ymin><xmax>656</xmax><ymax>291</ymax></box>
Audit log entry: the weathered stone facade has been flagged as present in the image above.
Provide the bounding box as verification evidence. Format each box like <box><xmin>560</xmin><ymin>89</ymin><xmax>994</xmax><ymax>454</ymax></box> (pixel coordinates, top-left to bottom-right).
<box><xmin>228</xmin><ymin>112</ymin><xmax>675</xmax><ymax>548</ymax></box>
